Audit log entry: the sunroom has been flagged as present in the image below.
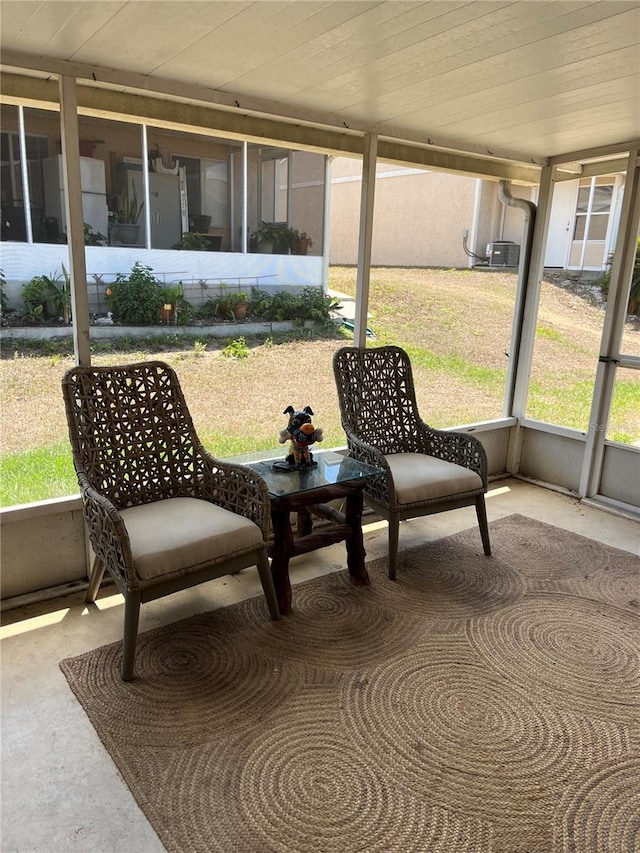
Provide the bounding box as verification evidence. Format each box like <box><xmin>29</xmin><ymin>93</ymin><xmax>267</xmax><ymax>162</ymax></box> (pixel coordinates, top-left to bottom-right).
<box><xmin>1</xmin><ymin>2</ymin><xmax>639</xmax><ymax>850</ymax></box>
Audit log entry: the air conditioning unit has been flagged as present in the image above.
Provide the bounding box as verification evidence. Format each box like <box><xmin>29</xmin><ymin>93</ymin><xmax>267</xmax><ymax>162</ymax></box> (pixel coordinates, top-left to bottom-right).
<box><xmin>486</xmin><ymin>241</ymin><xmax>520</xmax><ymax>267</ymax></box>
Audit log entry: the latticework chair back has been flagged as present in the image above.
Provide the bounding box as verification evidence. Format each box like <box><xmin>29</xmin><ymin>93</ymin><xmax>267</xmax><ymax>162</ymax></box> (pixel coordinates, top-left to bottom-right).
<box><xmin>333</xmin><ymin>344</ymin><xmax>491</xmax><ymax>579</ymax></box>
<box><xmin>62</xmin><ymin>361</ymin><xmax>206</xmax><ymax>509</ymax></box>
<box><xmin>333</xmin><ymin>345</ymin><xmax>428</xmax><ymax>455</ymax></box>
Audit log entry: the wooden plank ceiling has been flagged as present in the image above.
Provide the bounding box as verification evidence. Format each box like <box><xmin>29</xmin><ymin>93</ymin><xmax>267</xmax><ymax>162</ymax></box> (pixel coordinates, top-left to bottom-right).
<box><xmin>1</xmin><ymin>0</ymin><xmax>638</xmax><ymax>165</ymax></box>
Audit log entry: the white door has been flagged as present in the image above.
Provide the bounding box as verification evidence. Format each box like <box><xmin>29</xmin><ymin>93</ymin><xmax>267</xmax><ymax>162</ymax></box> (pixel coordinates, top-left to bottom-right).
<box><xmin>567</xmin><ymin>176</ymin><xmax>620</xmax><ymax>271</ymax></box>
<box><xmin>544</xmin><ymin>180</ymin><xmax>578</xmax><ymax>268</ymax></box>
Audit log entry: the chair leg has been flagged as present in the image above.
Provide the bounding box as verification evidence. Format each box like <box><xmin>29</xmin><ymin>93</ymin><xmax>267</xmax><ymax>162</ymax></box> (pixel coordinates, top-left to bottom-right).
<box><xmin>122</xmin><ymin>591</ymin><xmax>141</xmax><ymax>682</ymax></box>
<box><xmin>475</xmin><ymin>495</ymin><xmax>492</xmax><ymax>556</ymax></box>
<box><xmin>85</xmin><ymin>556</ymin><xmax>106</xmax><ymax>603</ymax></box>
<box><xmin>257</xmin><ymin>549</ymin><xmax>280</xmax><ymax>620</ymax></box>
<box><xmin>388</xmin><ymin>514</ymin><xmax>400</xmax><ymax>581</ymax></box>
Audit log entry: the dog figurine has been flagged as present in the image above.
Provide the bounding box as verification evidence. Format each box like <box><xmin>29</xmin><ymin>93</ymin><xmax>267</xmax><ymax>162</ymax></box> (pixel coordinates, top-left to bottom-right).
<box><xmin>274</xmin><ymin>405</ymin><xmax>323</xmax><ymax>470</ymax></box>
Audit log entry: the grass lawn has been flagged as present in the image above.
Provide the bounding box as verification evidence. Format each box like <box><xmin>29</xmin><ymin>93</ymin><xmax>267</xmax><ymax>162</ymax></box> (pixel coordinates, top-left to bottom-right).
<box><xmin>1</xmin><ymin>267</ymin><xmax>638</xmax><ymax>506</ymax></box>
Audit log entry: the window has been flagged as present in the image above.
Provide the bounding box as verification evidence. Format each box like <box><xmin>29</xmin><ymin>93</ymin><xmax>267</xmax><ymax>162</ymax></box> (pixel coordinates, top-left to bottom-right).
<box><xmin>573</xmin><ymin>184</ymin><xmax>612</xmax><ymax>240</ymax></box>
<box><xmin>201</xmin><ymin>159</ymin><xmax>228</xmax><ymax>227</ymax></box>
<box><xmin>0</xmin><ymin>104</ymin><xmax>50</xmax><ymax>242</ymax></box>
<box><xmin>260</xmin><ymin>152</ymin><xmax>289</xmax><ymax>222</ymax></box>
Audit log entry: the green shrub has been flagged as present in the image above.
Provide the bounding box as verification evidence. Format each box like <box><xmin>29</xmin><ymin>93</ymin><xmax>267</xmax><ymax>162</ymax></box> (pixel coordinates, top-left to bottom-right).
<box><xmin>107</xmin><ymin>263</ymin><xmax>164</xmax><ymax>325</ymax></box>
<box><xmin>248</xmin><ymin>286</ymin><xmax>340</xmax><ymax>326</ymax></box>
<box><xmin>22</xmin><ymin>275</ymin><xmax>51</xmax><ymax>306</ymax></box>
<box><xmin>221</xmin><ymin>336</ymin><xmax>249</xmax><ymax>359</ymax></box>
<box><xmin>597</xmin><ymin>236</ymin><xmax>640</xmax><ymax>315</ymax></box>
<box><xmin>21</xmin><ymin>268</ymin><xmax>71</xmax><ymax>323</ymax></box>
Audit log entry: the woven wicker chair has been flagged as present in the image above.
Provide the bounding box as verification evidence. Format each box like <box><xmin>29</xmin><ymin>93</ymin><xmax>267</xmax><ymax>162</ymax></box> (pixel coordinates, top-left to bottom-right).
<box><xmin>333</xmin><ymin>345</ymin><xmax>491</xmax><ymax>579</ymax></box>
<box><xmin>62</xmin><ymin>360</ymin><xmax>279</xmax><ymax>681</ymax></box>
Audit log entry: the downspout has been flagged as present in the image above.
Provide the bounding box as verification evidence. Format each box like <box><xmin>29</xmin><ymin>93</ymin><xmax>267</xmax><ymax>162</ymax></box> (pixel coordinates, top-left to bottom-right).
<box><xmin>498</xmin><ymin>181</ymin><xmax>536</xmax><ymax>418</ymax></box>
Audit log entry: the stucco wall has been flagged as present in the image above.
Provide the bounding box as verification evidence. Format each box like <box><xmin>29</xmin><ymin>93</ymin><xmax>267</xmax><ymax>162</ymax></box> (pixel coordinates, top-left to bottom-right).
<box><xmin>329</xmin><ymin>158</ymin><xmax>478</xmax><ymax>268</ymax></box>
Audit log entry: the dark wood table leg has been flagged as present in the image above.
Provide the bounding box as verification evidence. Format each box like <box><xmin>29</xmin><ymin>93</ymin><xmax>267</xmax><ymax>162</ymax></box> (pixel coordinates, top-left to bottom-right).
<box><xmin>344</xmin><ymin>487</ymin><xmax>370</xmax><ymax>586</ymax></box>
<box><xmin>297</xmin><ymin>507</ymin><xmax>313</xmax><ymax>537</ymax></box>
<box><xmin>269</xmin><ymin>503</ymin><xmax>295</xmax><ymax>615</ymax></box>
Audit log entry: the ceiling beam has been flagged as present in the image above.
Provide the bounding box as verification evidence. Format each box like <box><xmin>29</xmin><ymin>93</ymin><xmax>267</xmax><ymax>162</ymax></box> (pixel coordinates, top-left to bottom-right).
<box><xmin>0</xmin><ymin>70</ymin><xmax>541</xmax><ymax>182</ymax></box>
<box><xmin>554</xmin><ymin>158</ymin><xmax>630</xmax><ymax>181</ymax></box>
<box><xmin>549</xmin><ymin>141</ymin><xmax>640</xmax><ymax>166</ymax></box>
<box><xmin>376</xmin><ymin>140</ymin><xmax>540</xmax><ymax>184</ymax></box>
<box><xmin>1</xmin><ymin>48</ymin><xmax>551</xmax><ymax>168</ymax></box>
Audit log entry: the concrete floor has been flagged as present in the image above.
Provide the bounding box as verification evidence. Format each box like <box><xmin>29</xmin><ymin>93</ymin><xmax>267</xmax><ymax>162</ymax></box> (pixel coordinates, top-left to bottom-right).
<box><xmin>1</xmin><ymin>478</ymin><xmax>639</xmax><ymax>853</ymax></box>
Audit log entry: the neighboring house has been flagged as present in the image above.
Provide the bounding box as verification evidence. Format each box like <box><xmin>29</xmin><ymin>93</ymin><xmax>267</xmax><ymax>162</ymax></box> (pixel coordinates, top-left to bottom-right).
<box><xmin>329</xmin><ymin>157</ymin><xmax>625</xmax><ymax>272</ymax></box>
<box><xmin>0</xmin><ymin>105</ymin><xmax>327</xmax><ymax>308</ymax></box>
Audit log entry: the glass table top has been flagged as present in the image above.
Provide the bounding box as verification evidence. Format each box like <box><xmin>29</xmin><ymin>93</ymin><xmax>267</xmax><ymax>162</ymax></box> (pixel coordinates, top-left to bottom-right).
<box><xmin>226</xmin><ymin>448</ymin><xmax>382</xmax><ymax>498</ymax></box>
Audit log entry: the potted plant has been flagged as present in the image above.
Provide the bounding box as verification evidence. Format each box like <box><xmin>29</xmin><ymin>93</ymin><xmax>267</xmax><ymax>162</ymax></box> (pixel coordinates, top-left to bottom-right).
<box><xmin>213</xmin><ymin>285</ymin><xmax>249</xmax><ymax>321</ymax></box>
<box><xmin>228</xmin><ymin>291</ymin><xmax>249</xmax><ymax>320</ymax></box>
<box><xmin>290</xmin><ymin>229</ymin><xmax>313</xmax><ymax>255</ymax></box>
<box><xmin>160</xmin><ymin>282</ymin><xmax>184</xmax><ymax>323</ymax></box>
<box><xmin>250</xmin><ymin>221</ymin><xmax>288</xmax><ymax>254</ymax></box>
<box><xmin>172</xmin><ymin>232</ymin><xmax>210</xmax><ymax>251</ymax></box>
<box><xmin>114</xmin><ymin>180</ymin><xmax>143</xmax><ymax>245</ymax></box>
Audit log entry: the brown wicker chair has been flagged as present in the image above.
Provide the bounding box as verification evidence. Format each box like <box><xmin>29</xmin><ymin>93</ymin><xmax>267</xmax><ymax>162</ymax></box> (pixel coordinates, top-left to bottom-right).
<box><xmin>333</xmin><ymin>345</ymin><xmax>491</xmax><ymax>579</ymax></box>
<box><xmin>62</xmin><ymin>360</ymin><xmax>279</xmax><ymax>681</ymax></box>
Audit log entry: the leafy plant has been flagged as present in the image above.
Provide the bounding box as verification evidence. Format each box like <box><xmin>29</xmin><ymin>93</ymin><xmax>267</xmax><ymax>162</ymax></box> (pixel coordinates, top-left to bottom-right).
<box><xmin>161</xmin><ymin>282</ymin><xmax>184</xmax><ymax>304</ymax></box>
<box><xmin>252</xmin><ymin>225</ymin><xmax>314</xmax><ymax>254</ymax></box>
<box><xmin>18</xmin><ymin>301</ymin><xmax>45</xmax><ymax>325</ymax></box>
<box><xmin>221</xmin><ymin>336</ymin><xmax>249</xmax><ymax>359</ymax></box>
<box><xmin>213</xmin><ymin>286</ymin><xmax>249</xmax><ymax>321</ymax></box>
<box><xmin>117</xmin><ymin>180</ymin><xmax>143</xmax><ymax>224</ymax></box>
<box><xmin>46</xmin><ymin>264</ymin><xmax>72</xmax><ymax>324</ymax></box>
<box><xmin>289</xmin><ymin>229</ymin><xmax>313</xmax><ymax>254</ymax></box>
<box><xmin>22</xmin><ymin>275</ymin><xmax>51</xmax><ymax>307</ymax></box>
<box><xmin>248</xmin><ymin>286</ymin><xmax>340</xmax><ymax>327</ymax></box>
<box><xmin>21</xmin><ymin>268</ymin><xmax>72</xmax><ymax>323</ymax></box>
<box><xmin>107</xmin><ymin>262</ymin><xmax>164</xmax><ymax>324</ymax></box>
<box><xmin>597</xmin><ymin>236</ymin><xmax>640</xmax><ymax>315</ymax></box>
<box><xmin>84</xmin><ymin>223</ymin><xmax>107</xmax><ymax>246</ymax></box>
<box><xmin>172</xmin><ymin>232</ymin><xmax>210</xmax><ymax>250</ymax></box>
<box><xmin>251</xmin><ymin>221</ymin><xmax>284</xmax><ymax>250</ymax></box>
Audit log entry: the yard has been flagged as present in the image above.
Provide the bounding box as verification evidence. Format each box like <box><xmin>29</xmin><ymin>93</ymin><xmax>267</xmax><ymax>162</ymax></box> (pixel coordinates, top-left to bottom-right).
<box><xmin>1</xmin><ymin>266</ymin><xmax>638</xmax><ymax>507</ymax></box>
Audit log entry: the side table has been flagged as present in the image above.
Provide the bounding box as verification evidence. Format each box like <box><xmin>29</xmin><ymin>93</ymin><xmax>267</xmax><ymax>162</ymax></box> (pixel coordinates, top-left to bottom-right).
<box><xmin>242</xmin><ymin>451</ymin><xmax>382</xmax><ymax>615</ymax></box>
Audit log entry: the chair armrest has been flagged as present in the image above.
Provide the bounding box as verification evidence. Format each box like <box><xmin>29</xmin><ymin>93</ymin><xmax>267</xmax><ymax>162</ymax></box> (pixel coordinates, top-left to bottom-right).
<box><xmin>421</xmin><ymin>424</ymin><xmax>488</xmax><ymax>486</ymax></box>
<box><xmin>78</xmin><ymin>473</ymin><xmax>139</xmax><ymax>590</ymax></box>
<box><xmin>345</xmin><ymin>431</ymin><xmax>394</xmax><ymax>507</ymax></box>
<box><xmin>195</xmin><ymin>448</ymin><xmax>271</xmax><ymax>538</ymax></box>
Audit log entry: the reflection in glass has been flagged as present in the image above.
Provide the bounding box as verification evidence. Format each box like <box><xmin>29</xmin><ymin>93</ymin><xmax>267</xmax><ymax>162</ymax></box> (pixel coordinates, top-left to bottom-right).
<box><xmin>0</xmin><ymin>104</ymin><xmax>53</xmax><ymax>243</ymax></box>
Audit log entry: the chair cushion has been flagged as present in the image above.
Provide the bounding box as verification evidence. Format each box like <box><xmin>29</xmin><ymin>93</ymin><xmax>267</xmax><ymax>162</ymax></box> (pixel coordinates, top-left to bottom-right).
<box><xmin>120</xmin><ymin>497</ymin><xmax>263</xmax><ymax>581</ymax></box>
<box><xmin>384</xmin><ymin>453</ymin><xmax>483</xmax><ymax>505</ymax></box>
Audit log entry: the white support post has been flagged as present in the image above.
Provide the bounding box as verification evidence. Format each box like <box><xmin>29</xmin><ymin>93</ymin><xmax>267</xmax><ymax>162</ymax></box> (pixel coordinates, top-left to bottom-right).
<box><xmin>17</xmin><ymin>106</ymin><xmax>33</xmax><ymax>244</ymax></box>
<box><xmin>242</xmin><ymin>141</ymin><xmax>248</xmax><ymax>254</ymax></box>
<box><xmin>506</xmin><ymin>164</ymin><xmax>555</xmax><ymax>472</ymax></box>
<box><xmin>141</xmin><ymin>125</ymin><xmax>151</xmax><ymax>250</ymax></box>
<box><xmin>353</xmin><ymin>133</ymin><xmax>377</xmax><ymax>349</ymax></box>
<box><xmin>579</xmin><ymin>148</ymin><xmax>640</xmax><ymax>498</ymax></box>
<box><xmin>59</xmin><ymin>75</ymin><xmax>91</xmax><ymax>366</ymax></box>
<box><xmin>321</xmin><ymin>155</ymin><xmax>333</xmax><ymax>293</ymax></box>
